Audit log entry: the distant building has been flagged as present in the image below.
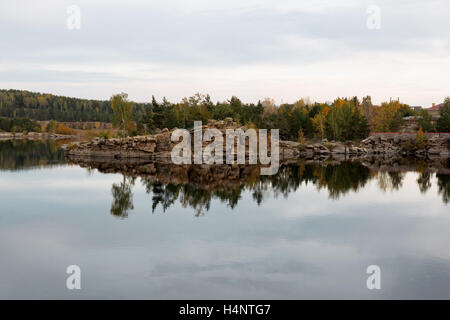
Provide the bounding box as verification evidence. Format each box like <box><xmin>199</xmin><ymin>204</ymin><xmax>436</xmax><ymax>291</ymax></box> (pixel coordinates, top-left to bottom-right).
<box><xmin>427</xmin><ymin>102</ymin><xmax>444</xmax><ymax>116</ymax></box>
<box><xmin>411</xmin><ymin>106</ymin><xmax>422</xmax><ymax>111</ymax></box>
<box><xmin>402</xmin><ymin>115</ymin><xmax>440</xmax><ymax>132</ymax></box>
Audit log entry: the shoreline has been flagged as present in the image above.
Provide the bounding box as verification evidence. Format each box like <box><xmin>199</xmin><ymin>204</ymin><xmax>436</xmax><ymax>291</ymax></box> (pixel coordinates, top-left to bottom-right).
<box><xmin>0</xmin><ymin>132</ymin><xmax>77</xmax><ymax>140</ymax></box>
<box><xmin>64</xmin><ymin>120</ymin><xmax>450</xmax><ymax>161</ymax></box>
<box><xmin>66</xmin><ymin>156</ymin><xmax>450</xmax><ymax>194</ymax></box>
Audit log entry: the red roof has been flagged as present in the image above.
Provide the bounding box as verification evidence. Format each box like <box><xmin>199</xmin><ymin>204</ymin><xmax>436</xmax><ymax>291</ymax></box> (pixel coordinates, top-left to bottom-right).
<box><xmin>428</xmin><ymin>103</ymin><xmax>444</xmax><ymax>111</ymax></box>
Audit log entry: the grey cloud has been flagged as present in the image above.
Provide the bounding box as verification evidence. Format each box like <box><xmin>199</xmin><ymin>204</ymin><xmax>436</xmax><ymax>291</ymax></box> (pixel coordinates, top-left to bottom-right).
<box><xmin>0</xmin><ymin>69</ymin><xmax>128</xmax><ymax>82</ymax></box>
<box><xmin>2</xmin><ymin>1</ymin><xmax>449</xmax><ymax>66</ymax></box>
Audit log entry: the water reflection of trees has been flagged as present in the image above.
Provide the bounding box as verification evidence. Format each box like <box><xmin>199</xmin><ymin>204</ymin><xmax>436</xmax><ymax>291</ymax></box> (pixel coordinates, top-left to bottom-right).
<box><xmin>417</xmin><ymin>172</ymin><xmax>432</xmax><ymax>194</ymax></box>
<box><xmin>4</xmin><ymin>141</ymin><xmax>449</xmax><ymax>217</ymax></box>
<box><xmin>0</xmin><ymin>140</ymin><xmax>67</xmax><ymax>170</ymax></box>
<box><xmin>110</xmin><ymin>176</ymin><xmax>135</xmax><ymax>219</ymax></box>
<box><xmin>249</xmin><ymin>161</ymin><xmax>372</xmax><ymax>201</ymax></box>
<box><xmin>110</xmin><ymin>162</ymin><xmax>375</xmax><ymax>217</ymax></box>
<box><xmin>377</xmin><ymin>172</ymin><xmax>405</xmax><ymax>192</ymax></box>
<box><xmin>103</xmin><ymin>160</ymin><xmax>450</xmax><ymax>218</ymax></box>
<box><xmin>142</xmin><ymin>180</ymin><xmax>245</xmax><ymax>217</ymax></box>
<box><xmin>437</xmin><ymin>159</ymin><xmax>450</xmax><ymax>203</ymax></box>
<box><xmin>437</xmin><ymin>174</ymin><xmax>450</xmax><ymax>204</ymax></box>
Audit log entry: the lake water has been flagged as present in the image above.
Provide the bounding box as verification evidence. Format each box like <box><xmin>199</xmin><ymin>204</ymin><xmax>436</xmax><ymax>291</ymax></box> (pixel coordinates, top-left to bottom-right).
<box><xmin>1</xmin><ymin>140</ymin><xmax>450</xmax><ymax>299</ymax></box>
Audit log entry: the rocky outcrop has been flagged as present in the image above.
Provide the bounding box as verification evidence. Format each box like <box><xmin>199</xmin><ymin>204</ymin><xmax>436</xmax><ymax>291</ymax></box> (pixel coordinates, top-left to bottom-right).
<box><xmin>426</xmin><ymin>135</ymin><xmax>450</xmax><ymax>156</ymax></box>
<box><xmin>67</xmin><ymin>118</ymin><xmax>302</xmax><ymax>161</ymax></box>
<box><xmin>66</xmin><ymin>135</ymin><xmax>165</xmax><ymax>159</ymax></box>
<box><xmin>361</xmin><ymin>134</ymin><xmax>450</xmax><ymax>157</ymax></box>
<box><xmin>65</xmin><ymin>119</ymin><xmax>450</xmax><ymax>161</ymax></box>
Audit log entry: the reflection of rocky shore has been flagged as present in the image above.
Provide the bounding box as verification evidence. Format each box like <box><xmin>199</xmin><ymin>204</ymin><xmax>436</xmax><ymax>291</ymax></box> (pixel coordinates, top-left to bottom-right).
<box><xmin>64</xmin><ymin>118</ymin><xmax>450</xmax><ymax>217</ymax></box>
<box><xmin>360</xmin><ymin>156</ymin><xmax>450</xmax><ymax>175</ymax></box>
<box><xmin>68</xmin><ymin>155</ymin><xmax>450</xmax><ymax>181</ymax></box>
<box><xmin>68</xmin><ymin>155</ymin><xmax>265</xmax><ymax>192</ymax></box>
<box><xmin>67</xmin><ymin>155</ymin><xmax>450</xmax><ymax>218</ymax></box>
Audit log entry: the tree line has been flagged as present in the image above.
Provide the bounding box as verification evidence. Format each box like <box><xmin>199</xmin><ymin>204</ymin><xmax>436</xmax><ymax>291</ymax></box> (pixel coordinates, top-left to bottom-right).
<box><xmin>128</xmin><ymin>94</ymin><xmax>450</xmax><ymax>140</ymax></box>
<box><xmin>114</xmin><ymin>93</ymin><xmax>373</xmax><ymax>141</ymax></box>
<box><xmin>0</xmin><ymin>117</ymin><xmax>41</xmax><ymax>133</ymax></box>
<box><xmin>2</xmin><ymin>89</ymin><xmax>450</xmax><ymax>141</ymax></box>
<box><xmin>0</xmin><ymin>89</ymin><xmax>148</xmax><ymax>123</ymax></box>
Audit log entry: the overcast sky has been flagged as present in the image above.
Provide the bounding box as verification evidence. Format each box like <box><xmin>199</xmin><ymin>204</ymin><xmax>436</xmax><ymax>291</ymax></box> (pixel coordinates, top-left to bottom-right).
<box><xmin>1</xmin><ymin>0</ymin><xmax>449</xmax><ymax>106</ymax></box>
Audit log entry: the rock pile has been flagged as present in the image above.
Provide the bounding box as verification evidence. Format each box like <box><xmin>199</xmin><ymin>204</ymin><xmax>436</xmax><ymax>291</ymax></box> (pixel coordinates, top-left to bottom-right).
<box><xmin>361</xmin><ymin>135</ymin><xmax>405</xmax><ymax>155</ymax></box>
<box><xmin>66</xmin><ymin>119</ymin><xmax>450</xmax><ymax>161</ymax></box>
<box><xmin>66</xmin><ymin>118</ymin><xmax>245</xmax><ymax>160</ymax></box>
<box><xmin>67</xmin><ymin>118</ymin><xmax>304</xmax><ymax>161</ymax></box>
<box><xmin>427</xmin><ymin>136</ymin><xmax>450</xmax><ymax>156</ymax></box>
<box><xmin>361</xmin><ymin>134</ymin><xmax>450</xmax><ymax>157</ymax></box>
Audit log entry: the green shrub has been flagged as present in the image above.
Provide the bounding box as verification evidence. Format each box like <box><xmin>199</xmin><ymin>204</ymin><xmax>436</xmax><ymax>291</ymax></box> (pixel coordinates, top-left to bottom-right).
<box><xmin>98</xmin><ymin>130</ymin><xmax>111</xmax><ymax>139</ymax></box>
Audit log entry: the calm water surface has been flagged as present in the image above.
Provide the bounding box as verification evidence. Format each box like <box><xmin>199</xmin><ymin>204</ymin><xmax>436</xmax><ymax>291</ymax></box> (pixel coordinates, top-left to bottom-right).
<box><xmin>1</xmin><ymin>140</ymin><xmax>450</xmax><ymax>299</ymax></box>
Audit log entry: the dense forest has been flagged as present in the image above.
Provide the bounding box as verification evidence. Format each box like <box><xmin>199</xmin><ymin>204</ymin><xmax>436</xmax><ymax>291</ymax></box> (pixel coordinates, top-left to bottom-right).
<box><xmin>0</xmin><ymin>117</ymin><xmax>41</xmax><ymax>133</ymax></box>
<box><xmin>0</xmin><ymin>89</ymin><xmax>148</xmax><ymax>122</ymax></box>
<box><xmin>113</xmin><ymin>93</ymin><xmax>417</xmax><ymax>141</ymax></box>
<box><xmin>138</xmin><ymin>94</ymin><xmax>416</xmax><ymax>141</ymax></box>
<box><xmin>2</xmin><ymin>89</ymin><xmax>449</xmax><ymax>141</ymax></box>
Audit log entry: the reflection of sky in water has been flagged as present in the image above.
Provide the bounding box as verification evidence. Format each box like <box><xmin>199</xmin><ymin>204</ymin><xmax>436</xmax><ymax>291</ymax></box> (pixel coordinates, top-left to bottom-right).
<box><xmin>1</xmin><ymin>164</ymin><xmax>450</xmax><ymax>299</ymax></box>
